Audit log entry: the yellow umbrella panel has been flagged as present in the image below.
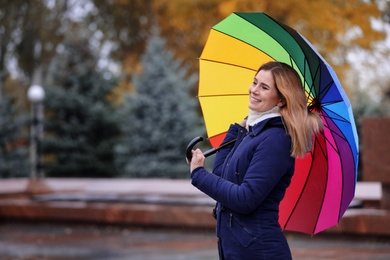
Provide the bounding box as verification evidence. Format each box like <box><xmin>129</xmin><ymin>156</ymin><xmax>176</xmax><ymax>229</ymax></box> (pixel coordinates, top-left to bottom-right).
<box><xmin>199</xmin><ymin>30</ymin><xmax>274</xmax><ymax>147</ymax></box>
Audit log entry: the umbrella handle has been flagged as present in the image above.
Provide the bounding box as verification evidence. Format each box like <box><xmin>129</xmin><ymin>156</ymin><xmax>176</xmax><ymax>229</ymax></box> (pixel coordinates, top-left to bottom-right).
<box><xmin>186</xmin><ymin>136</ymin><xmax>204</xmax><ymax>161</ymax></box>
<box><xmin>186</xmin><ymin>137</ymin><xmax>237</xmax><ymax>161</ymax></box>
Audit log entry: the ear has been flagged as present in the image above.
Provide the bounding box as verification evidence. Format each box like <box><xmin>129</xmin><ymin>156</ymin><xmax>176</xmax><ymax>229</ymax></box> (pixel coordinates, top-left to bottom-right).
<box><xmin>277</xmin><ymin>98</ymin><xmax>285</xmax><ymax>107</ymax></box>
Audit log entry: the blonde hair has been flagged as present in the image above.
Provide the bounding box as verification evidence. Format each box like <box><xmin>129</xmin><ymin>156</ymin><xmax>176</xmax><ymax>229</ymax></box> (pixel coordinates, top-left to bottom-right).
<box><xmin>258</xmin><ymin>62</ymin><xmax>323</xmax><ymax>158</ymax></box>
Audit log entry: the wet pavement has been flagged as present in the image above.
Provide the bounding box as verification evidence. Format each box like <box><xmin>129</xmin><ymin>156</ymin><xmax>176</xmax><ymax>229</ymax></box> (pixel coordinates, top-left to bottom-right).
<box><xmin>1</xmin><ymin>221</ymin><xmax>390</xmax><ymax>260</ymax></box>
<box><xmin>0</xmin><ymin>179</ymin><xmax>389</xmax><ymax>259</ymax></box>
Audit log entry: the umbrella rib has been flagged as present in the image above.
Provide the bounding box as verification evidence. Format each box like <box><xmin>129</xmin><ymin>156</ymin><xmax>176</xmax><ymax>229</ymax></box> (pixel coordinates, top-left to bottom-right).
<box><xmin>321</xmin><ymin>117</ymin><xmax>357</xmax><ymax>223</ymax></box>
<box><xmin>237</xmin><ymin>13</ymin><xmax>320</xmax><ymax>86</ymax></box>
<box><xmin>288</xmin><ymin>55</ymin><xmax>312</xmax><ymax>95</ymax></box>
<box><xmin>265</xmin><ymin>19</ymin><xmax>324</xmax><ymax>96</ymax></box>
<box><xmin>319</xmin><ymin>114</ymin><xmax>350</xmax><ymax>156</ymax></box>
<box><xmin>303</xmin><ymin>62</ymin><xmax>323</xmax><ymax>103</ymax></box>
<box><xmin>226</xmin><ymin>12</ymin><xmax>336</xmax><ymax>118</ymax></box>
<box><xmin>289</xmin><ymin>56</ymin><xmax>321</xmax><ymax>104</ymax></box>
<box><xmin>320</xmin><ymin>123</ymin><xmax>340</xmax><ymax>153</ymax></box>
<box><xmin>318</xmin><ymin>80</ymin><xmax>333</xmax><ymax>100</ymax></box>
<box><xmin>211</xmin><ymin>26</ymin><xmax>277</xmax><ymax>66</ymax></box>
<box><xmin>198</xmin><ymin>94</ymin><xmax>248</xmax><ymax>98</ymax></box>
<box><xmin>200</xmin><ymin>58</ymin><xmax>257</xmax><ymax>72</ymax></box>
<box><xmin>321</xmin><ymin>111</ymin><xmax>355</xmax><ymax>155</ymax></box>
<box><xmin>322</xmin><ymin>101</ymin><xmax>351</xmax><ymax>123</ymax></box>
<box><xmin>334</xmin><ymin>132</ymin><xmax>357</xmax><ymax>222</ymax></box>
<box><xmin>313</xmin><ymin>134</ymin><xmax>329</xmax><ymax>234</ymax></box>
<box><xmin>311</xmin><ymin>72</ymin><xmax>338</xmax><ymax>105</ymax></box>
<box><xmin>322</xmin><ymin>110</ymin><xmax>350</xmax><ymax>124</ymax></box>
<box><xmin>283</xmin><ymin>133</ymin><xmax>328</xmax><ymax>235</ymax></box>
<box><xmin>308</xmin><ymin>133</ymin><xmax>329</xmax><ymax>234</ymax></box>
<box><xmin>309</xmin><ymin>64</ymin><xmax>321</xmax><ymax>97</ymax></box>
<box><xmin>319</xmin><ymin>112</ymin><xmax>358</xmax><ymax>221</ymax></box>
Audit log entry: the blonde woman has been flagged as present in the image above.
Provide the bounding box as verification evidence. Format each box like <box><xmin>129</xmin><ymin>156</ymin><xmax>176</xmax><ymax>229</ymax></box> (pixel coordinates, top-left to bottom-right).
<box><xmin>189</xmin><ymin>61</ymin><xmax>323</xmax><ymax>259</ymax></box>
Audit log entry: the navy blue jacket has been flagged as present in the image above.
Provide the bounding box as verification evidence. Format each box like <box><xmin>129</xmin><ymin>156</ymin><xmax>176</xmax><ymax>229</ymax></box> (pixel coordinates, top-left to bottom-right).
<box><xmin>191</xmin><ymin>117</ymin><xmax>294</xmax><ymax>259</ymax></box>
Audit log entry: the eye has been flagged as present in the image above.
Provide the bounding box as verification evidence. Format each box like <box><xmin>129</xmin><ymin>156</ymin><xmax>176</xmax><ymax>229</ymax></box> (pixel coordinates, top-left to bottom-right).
<box><xmin>261</xmin><ymin>84</ymin><xmax>269</xmax><ymax>90</ymax></box>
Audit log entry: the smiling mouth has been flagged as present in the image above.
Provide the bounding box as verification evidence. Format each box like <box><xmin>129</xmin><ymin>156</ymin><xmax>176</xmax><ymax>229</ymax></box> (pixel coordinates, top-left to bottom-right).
<box><xmin>250</xmin><ymin>97</ymin><xmax>261</xmax><ymax>103</ymax></box>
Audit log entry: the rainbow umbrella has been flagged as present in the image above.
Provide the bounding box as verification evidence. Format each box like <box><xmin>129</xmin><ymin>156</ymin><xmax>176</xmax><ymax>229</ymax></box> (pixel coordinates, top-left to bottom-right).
<box><xmin>192</xmin><ymin>12</ymin><xmax>359</xmax><ymax>235</ymax></box>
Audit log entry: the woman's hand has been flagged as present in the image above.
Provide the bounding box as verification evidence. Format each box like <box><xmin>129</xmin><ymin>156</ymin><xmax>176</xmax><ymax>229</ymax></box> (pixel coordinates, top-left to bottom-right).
<box><xmin>189</xmin><ymin>148</ymin><xmax>205</xmax><ymax>173</ymax></box>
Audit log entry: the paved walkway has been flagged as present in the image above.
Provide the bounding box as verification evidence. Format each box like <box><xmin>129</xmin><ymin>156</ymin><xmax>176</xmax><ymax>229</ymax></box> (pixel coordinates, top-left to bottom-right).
<box><xmin>1</xmin><ymin>221</ymin><xmax>390</xmax><ymax>260</ymax></box>
<box><xmin>0</xmin><ymin>178</ymin><xmax>389</xmax><ymax>260</ymax></box>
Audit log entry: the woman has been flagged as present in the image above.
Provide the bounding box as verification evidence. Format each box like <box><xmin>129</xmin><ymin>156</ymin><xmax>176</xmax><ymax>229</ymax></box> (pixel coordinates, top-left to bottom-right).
<box><xmin>188</xmin><ymin>61</ymin><xmax>323</xmax><ymax>259</ymax></box>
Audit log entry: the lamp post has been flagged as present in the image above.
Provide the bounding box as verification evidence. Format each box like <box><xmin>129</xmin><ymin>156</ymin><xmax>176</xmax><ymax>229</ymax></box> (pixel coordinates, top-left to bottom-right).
<box><xmin>27</xmin><ymin>84</ymin><xmax>45</xmax><ymax>180</ymax></box>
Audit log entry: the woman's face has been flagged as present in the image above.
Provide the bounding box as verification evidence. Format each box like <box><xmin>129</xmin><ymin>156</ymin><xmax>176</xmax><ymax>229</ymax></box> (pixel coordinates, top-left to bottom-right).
<box><xmin>248</xmin><ymin>69</ymin><xmax>283</xmax><ymax>112</ymax></box>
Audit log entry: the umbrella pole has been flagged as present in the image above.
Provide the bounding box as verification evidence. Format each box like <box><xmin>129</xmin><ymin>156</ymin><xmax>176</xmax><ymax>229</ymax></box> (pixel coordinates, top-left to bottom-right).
<box><xmin>186</xmin><ymin>136</ymin><xmax>236</xmax><ymax>161</ymax></box>
<box><xmin>203</xmin><ymin>139</ymin><xmax>236</xmax><ymax>157</ymax></box>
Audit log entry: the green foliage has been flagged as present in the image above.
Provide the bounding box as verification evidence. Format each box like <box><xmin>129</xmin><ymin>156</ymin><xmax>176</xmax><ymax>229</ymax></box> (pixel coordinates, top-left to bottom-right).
<box><xmin>1</xmin><ymin>0</ymin><xmax>387</xmax><ymax>179</ymax></box>
<box><xmin>43</xmin><ymin>40</ymin><xmax>121</xmax><ymax>178</ymax></box>
<box><xmin>115</xmin><ymin>26</ymin><xmax>204</xmax><ymax>178</ymax></box>
<box><xmin>0</xmin><ymin>94</ymin><xmax>29</xmax><ymax>177</ymax></box>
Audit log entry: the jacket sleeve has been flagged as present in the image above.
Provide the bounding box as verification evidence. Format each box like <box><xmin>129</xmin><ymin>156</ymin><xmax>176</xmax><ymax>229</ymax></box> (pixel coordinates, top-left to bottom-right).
<box><xmin>191</xmin><ymin>128</ymin><xmax>293</xmax><ymax>214</ymax></box>
<box><xmin>212</xmin><ymin>123</ymin><xmax>243</xmax><ymax>176</ymax></box>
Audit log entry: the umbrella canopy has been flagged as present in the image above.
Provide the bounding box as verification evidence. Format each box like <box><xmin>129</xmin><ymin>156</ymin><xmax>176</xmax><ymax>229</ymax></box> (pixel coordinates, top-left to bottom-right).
<box><xmin>197</xmin><ymin>12</ymin><xmax>359</xmax><ymax>235</ymax></box>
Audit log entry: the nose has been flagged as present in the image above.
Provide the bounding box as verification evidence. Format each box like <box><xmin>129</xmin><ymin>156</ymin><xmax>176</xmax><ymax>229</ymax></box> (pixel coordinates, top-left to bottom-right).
<box><xmin>249</xmin><ymin>84</ymin><xmax>259</xmax><ymax>95</ymax></box>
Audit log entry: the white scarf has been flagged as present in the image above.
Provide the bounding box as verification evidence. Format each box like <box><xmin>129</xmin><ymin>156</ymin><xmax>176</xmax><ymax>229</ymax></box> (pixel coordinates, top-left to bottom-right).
<box><xmin>246</xmin><ymin>106</ymin><xmax>281</xmax><ymax>130</ymax></box>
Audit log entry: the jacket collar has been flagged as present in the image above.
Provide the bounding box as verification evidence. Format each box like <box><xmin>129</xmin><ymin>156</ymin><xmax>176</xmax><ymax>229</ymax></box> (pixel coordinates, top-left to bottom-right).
<box><xmin>249</xmin><ymin>117</ymin><xmax>286</xmax><ymax>136</ymax></box>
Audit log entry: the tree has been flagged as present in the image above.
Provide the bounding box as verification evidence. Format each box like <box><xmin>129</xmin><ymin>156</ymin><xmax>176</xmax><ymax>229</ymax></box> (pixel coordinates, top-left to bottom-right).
<box><xmin>346</xmin><ymin>1</ymin><xmax>390</xmax><ymax>115</ymax></box>
<box><xmin>88</xmin><ymin>0</ymin><xmax>386</xmax><ymax>104</ymax></box>
<box><xmin>0</xmin><ymin>0</ymin><xmax>75</xmax><ymax>97</ymax></box>
<box><xmin>43</xmin><ymin>39</ymin><xmax>121</xmax><ymax>178</ymax></box>
<box><xmin>0</xmin><ymin>94</ymin><xmax>29</xmax><ymax>178</ymax></box>
<box><xmin>88</xmin><ymin>0</ymin><xmax>154</xmax><ymax>100</ymax></box>
<box><xmin>115</xmin><ymin>26</ymin><xmax>203</xmax><ymax>178</ymax></box>
<box><xmin>0</xmin><ymin>1</ymin><xmax>93</xmax><ymax>179</ymax></box>
<box><xmin>151</xmin><ymin>0</ymin><xmax>385</xmax><ymax>92</ymax></box>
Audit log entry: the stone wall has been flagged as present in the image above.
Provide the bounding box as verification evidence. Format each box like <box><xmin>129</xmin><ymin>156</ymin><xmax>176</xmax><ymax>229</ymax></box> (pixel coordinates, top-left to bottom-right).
<box><xmin>361</xmin><ymin>117</ymin><xmax>390</xmax><ymax>209</ymax></box>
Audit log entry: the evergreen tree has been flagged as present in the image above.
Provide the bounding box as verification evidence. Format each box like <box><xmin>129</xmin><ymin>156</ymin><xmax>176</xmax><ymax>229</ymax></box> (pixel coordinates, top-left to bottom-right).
<box><xmin>115</xmin><ymin>26</ymin><xmax>203</xmax><ymax>178</ymax></box>
<box><xmin>0</xmin><ymin>94</ymin><xmax>29</xmax><ymax>177</ymax></box>
<box><xmin>43</xmin><ymin>39</ymin><xmax>121</xmax><ymax>178</ymax></box>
